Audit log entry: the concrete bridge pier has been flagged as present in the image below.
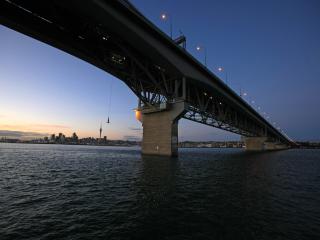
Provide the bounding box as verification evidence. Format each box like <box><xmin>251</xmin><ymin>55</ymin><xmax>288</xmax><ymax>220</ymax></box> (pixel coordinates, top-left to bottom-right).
<box><xmin>264</xmin><ymin>141</ymin><xmax>277</xmax><ymax>150</ymax></box>
<box><xmin>137</xmin><ymin>101</ymin><xmax>187</xmax><ymax>157</ymax></box>
<box><xmin>245</xmin><ymin>137</ymin><xmax>289</xmax><ymax>151</ymax></box>
<box><xmin>274</xmin><ymin>143</ymin><xmax>290</xmax><ymax>150</ymax></box>
<box><xmin>244</xmin><ymin>137</ymin><xmax>268</xmax><ymax>151</ymax></box>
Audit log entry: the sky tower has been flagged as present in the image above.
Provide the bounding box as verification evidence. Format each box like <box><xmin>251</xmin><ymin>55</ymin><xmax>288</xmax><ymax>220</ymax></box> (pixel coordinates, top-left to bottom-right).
<box><xmin>99</xmin><ymin>122</ymin><xmax>102</xmax><ymax>139</ymax></box>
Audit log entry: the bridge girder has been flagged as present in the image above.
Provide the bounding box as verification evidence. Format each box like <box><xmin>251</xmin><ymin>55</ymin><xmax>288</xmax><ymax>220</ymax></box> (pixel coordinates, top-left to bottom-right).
<box><xmin>0</xmin><ymin>0</ymin><xmax>292</xmax><ymax>144</ymax></box>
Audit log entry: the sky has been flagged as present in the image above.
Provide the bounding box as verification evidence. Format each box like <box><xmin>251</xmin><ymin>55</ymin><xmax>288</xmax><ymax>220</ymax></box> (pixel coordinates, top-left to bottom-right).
<box><xmin>0</xmin><ymin>0</ymin><xmax>320</xmax><ymax>141</ymax></box>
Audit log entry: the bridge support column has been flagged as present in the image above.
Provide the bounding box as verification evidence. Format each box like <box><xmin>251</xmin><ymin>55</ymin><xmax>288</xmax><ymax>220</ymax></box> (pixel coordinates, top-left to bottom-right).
<box><xmin>244</xmin><ymin>137</ymin><xmax>289</xmax><ymax>151</ymax></box>
<box><xmin>244</xmin><ymin>137</ymin><xmax>268</xmax><ymax>151</ymax></box>
<box><xmin>264</xmin><ymin>141</ymin><xmax>277</xmax><ymax>150</ymax></box>
<box><xmin>138</xmin><ymin>101</ymin><xmax>187</xmax><ymax>157</ymax></box>
<box><xmin>275</xmin><ymin>144</ymin><xmax>289</xmax><ymax>150</ymax></box>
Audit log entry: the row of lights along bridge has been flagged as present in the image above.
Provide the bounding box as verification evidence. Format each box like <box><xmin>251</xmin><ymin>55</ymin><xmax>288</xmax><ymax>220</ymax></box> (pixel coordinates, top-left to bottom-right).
<box><xmin>160</xmin><ymin>12</ymin><xmax>292</xmax><ymax>142</ymax></box>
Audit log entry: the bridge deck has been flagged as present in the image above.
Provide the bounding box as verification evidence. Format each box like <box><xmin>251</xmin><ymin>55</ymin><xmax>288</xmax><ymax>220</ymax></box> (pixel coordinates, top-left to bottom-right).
<box><xmin>0</xmin><ymin>0</ymin><xmax>293</xmax><ymax>145</ymax></box>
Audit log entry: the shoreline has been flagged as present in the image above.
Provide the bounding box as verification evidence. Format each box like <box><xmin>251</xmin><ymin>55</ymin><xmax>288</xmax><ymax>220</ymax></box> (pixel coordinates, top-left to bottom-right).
<box><xmin>1</xmin><ymin>142</ymin><xmax>319</xmax><ymax>149</ymax></box>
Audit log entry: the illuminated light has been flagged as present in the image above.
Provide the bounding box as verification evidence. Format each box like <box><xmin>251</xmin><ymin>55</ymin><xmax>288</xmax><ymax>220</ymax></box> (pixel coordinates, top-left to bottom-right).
<box><xmin>135</xmin><ymin>110</ymin><xmax>142</xmax><ymax>121</ymax></box>
<box><xmin>37</xmin><ymin>15</ymin><xmax>52</xmax><ymax>24</ymax></box>
<box><xmin>111</xmin><ymin>53</ymin><xmax>125</xmax><ymax>64</ymax></box>
<box><xmin>204</xmin><ymin>92</ymin><xmax>207</xmax><ymax>96</ymax></box>
<box><xmin>102</xmin><ymin>36</ymin><xmax>108</xmax><ymax>41</ymax></box>
<box><xmin>219</xmin><ymin>102</ymin><xmax>222</xmax><ymax>105</ymax></box>
<box><xmin>196</xmin><ymin>46</ymin><xmax>201</xmax><ymax>51</ymax></box>
<box><xmin>251</xmin><ymin>100</ymin><xmax>255</xmax><ymax>104</ymax></box>
<box><xmin>161</xmin><ymin>13</ymin><xmax>167</xmax><ymax>20</ymax></box>
<box><xmin>218</xmin><ymin>67</ymin><xmax>223</xmax><ymax>72</ymax></box>
<box><xmin>209</xmin><ymin>96</ymin><xmax>213</xmax><ymax>100</ymax></box>
<box><xmin>243</xmin><ymin>92</ymin><xmax>247</xmax><ymax>96</ymax></box>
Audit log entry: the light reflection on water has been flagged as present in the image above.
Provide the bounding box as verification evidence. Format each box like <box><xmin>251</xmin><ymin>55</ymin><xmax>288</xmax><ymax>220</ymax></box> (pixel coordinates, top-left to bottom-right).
<box><xmin>0</xmin><ymin>143</ymin><xmax>319</xmax><ymax>240</ymax></box>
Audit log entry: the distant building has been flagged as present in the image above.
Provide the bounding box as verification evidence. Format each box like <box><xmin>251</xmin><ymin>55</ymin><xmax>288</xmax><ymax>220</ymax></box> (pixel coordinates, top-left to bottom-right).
<box><xmin>72</xmin><ymin>132</ymin><xmax>78</xmax><ymax>143</ymax></box>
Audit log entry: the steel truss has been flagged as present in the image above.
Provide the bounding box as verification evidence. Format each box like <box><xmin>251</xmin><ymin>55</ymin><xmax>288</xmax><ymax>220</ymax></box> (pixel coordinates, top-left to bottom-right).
<box><xmin>0</xmin><ymin>0</ymin><xmax>281</xmax><ymax>141</ymax></box>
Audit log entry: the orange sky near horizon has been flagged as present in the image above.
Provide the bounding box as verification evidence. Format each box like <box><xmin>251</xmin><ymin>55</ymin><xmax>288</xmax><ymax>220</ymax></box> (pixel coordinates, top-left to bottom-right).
<box><xmin>0</xmin><ymin>113</ymin><xmax>134</xmax><ymax>140</ymax></box>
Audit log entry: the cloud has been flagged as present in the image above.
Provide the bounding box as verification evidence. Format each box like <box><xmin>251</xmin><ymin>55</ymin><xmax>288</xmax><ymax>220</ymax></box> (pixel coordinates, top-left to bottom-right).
<box><xmin>0</xmin><ymin>123</ymin><xmax>70</xmax><ymax>132</ymax></box>
<box><xmin>123</xmin><ymin>135</ymin><xmax>141</xmax><ymax>141</ymax></box>
<box><xmin>30</xmin><ymin>124</ymin><xmax>70</xmax><ymax>129</ymax></box>
<box><xmin>0</xmin><ymin>130</ymin><xmax>48</xmax><ymax>139</ymax></box>
<box><xmin>125</xmin><ymin>127</ymin><xmax>142</xmax><ymax>141</ymax></box>
<box><xmin>129</xmin><ymin>127</ymin><xmax>142</xmax><ymax>131</ymax></box>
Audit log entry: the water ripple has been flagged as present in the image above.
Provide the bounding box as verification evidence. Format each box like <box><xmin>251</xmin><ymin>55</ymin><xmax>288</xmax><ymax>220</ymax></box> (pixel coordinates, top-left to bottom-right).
<box><xmin>0</xmin><ymin>144</ymin><xmax>319</xmax><ymax>239</ymax></box>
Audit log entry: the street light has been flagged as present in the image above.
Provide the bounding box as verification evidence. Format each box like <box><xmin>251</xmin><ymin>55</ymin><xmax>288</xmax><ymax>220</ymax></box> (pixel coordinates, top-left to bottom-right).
<box><xmin>240</xmin><ymin>90</ymin><xmax>247</xmax><ymax>98</ymax></box>
<box><xmin>160</xmin><ymin>13</ymin><xmax>172</xmax><ymax>38</ymax></box>
<box><xmin>196</xmin><ymin>45</ymin><xmax>207</xmax><ymax>67</ymax></box>
<box><xmin>218</xmin><ymin>67</ymin><xmax>228</xmax><ymax>85</ymax></box>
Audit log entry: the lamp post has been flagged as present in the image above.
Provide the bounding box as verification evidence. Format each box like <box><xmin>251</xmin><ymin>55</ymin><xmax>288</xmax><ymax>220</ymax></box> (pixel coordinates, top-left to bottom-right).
<box><xmin>160</xmin><ymin>13</ymin><xmax>172</xmax><ymax>38</ymax></box>
<box><xmin>240</xmin><ymin>88</ymin><xmax>247</xmax><ymax>98</ymax></box>
<box><xmin>196</xmin><ymin>45</ymin><xmax>207</xmax><ymax>67</ymax></box>
<box><xmin>218</xmin><ymin>67</ymin><xmax>228</xmax><ymax>85</ymax></box>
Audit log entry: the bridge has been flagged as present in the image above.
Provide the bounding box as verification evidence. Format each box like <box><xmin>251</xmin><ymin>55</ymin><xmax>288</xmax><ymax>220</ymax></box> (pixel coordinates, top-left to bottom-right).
<box><xmin>0</xmin><ymin>0</ymin><xmax>294</xmax><ymax>156</ymax></box>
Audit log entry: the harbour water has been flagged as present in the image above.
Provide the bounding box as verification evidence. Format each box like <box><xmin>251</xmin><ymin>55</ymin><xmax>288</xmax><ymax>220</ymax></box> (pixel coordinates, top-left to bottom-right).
<box><xmin>0</xmin><ymin>143</ymin><xmax>319</xmax><ymax>239</ymax></box>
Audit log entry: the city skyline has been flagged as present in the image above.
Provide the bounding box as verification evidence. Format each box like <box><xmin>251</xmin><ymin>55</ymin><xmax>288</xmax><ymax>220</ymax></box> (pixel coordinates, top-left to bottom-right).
<box><xmin>1</xmin><ymin>0</ymin><xmax>320</xmax><ymax>141</ymax></box>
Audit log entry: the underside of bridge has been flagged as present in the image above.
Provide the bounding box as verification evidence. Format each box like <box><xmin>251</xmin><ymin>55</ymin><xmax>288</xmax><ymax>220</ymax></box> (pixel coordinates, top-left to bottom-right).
<box><xmin>0</xmin><ymin>0</ymin><xmax>294</xmax><ymax>156</ymax></box>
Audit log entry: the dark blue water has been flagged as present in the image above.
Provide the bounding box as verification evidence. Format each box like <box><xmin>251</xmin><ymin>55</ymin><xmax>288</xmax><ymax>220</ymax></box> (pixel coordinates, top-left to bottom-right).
<box><xmin>0</xmin><ymin>143</ymin><xmax>319</xmax><ymax>240</ymax></box>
